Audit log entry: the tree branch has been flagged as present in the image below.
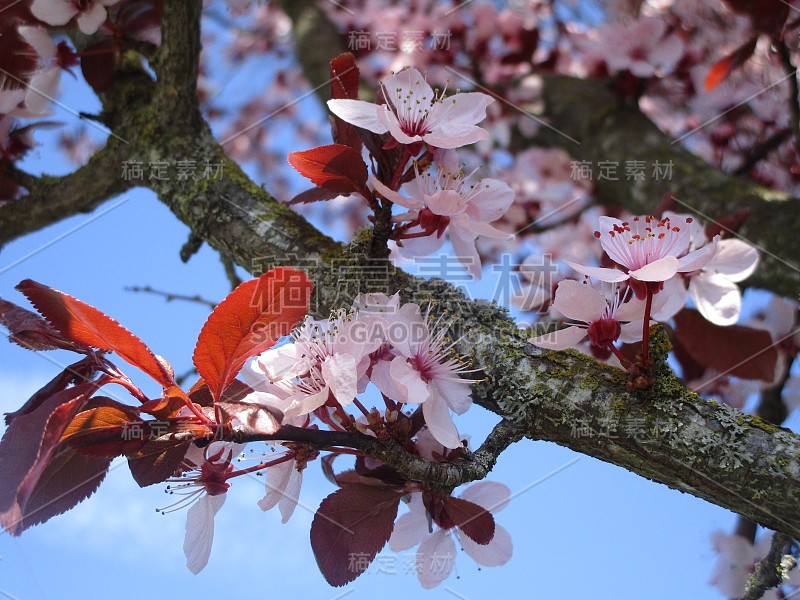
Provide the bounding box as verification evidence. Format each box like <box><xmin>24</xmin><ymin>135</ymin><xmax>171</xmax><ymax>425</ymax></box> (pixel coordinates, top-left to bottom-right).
<box><xmin>741</xmin><ymin>533</ymin><xmax>797</xmax><ymax>600</ymax></box>
<box><xmin>0</xmin><ymin>141</ymin><xmax>132</xmax><ymax>249</ymax></box>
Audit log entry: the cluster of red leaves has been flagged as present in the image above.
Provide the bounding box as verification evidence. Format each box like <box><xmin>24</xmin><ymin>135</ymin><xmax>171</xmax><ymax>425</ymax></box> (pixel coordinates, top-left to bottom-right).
<box><xmin>0</xmin><ymin>267</ymin><xmax>311</xmax><ymax>535</ymax></box>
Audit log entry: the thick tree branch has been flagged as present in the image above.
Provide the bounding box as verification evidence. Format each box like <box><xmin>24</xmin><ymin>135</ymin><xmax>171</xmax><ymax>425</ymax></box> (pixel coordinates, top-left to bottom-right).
<box><xmin>0</xmin><ymin>141</ymin><xmax>132</xmax><ymax>248</ymax></box>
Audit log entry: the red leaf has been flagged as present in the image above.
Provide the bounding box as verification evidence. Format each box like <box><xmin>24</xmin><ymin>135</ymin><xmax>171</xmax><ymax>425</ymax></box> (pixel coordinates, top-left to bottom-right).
<box><xmin>441</xmin><ymin>497</ymin><xmax>495</xmax><ymax>545</ymax></box>
<box><xmin>0</xmin><ymin>298</ymin><xmax>78</xmax><ymax>351</ymax></box>
<box><xmin>192</xmin><ymin>268</ymin><xmax>311</xmax><ymax>402</ymax></box>
<box><xmin>16</xmin><ymin>279</ymin><xmax>175</xmax><ymax>388</ymax></box>
<box><xmin>288</xmin><ymin>144</ymin><xmax>368</xmax><ymax>195</ymax></box>
<box><xmin>288</xmin><ymin>186</ymin><xmax>341</xmax><ymax>205</ymax></box>
<box><xmin>704</xmin><ymin>37</ymin><xmax>757</xmax><ymax>91</ymax></box>
<box><xmin>5</xmin><ymin>358</ymin><xmax>95</xmax><ymax>426</ymax></box>
<box><xmin>61</xmin><ymin>398</ymin><xmax>146</xmax><ymax>457</ymax></box>
<box><xmin>0</xmin><ymin>382</ymin><xmax>95</xmax><ymax>535</ymax></box>
<box><xmin>15</xmin><ymin>445</ymin><xmax>111</xmax><ymax>533</ymax></box>
<box><xmin>329</xmin><ymin>53</ymin><xmax>363</xmax><ymax>152</ymax></box>
<box><xmin>127</xmin><ymin>439</ymin><xmax>191</xmax><ymax>487</ymax></box>
<box><xmin>310</xmin><ymin>484</ymin><xmax>403</xmax><ymax>586</ymax></box>
<box><xmin>80</xmin><ymin>40</ymin><xmax>118</xmax><ymax>94</ymax></box>
<box><xmin>188</xmin><ymin>378</ymin><xmax>253</xmax><ymax>407</ymax></box>
<box><xmin>673</xmin><ymin>309</ymin><xmax>778</xmax><ymax>381</ymax></box>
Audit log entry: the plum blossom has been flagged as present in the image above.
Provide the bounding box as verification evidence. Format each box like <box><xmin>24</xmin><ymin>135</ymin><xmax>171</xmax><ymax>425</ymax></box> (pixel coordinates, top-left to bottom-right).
<box><xmin>389</xmin><ymin>481</ymin><xmax>513</xmax><ymax>589</ymax></box>
<box><xmin>529</xmin><ymin>278</ymin><xmax>683</xmax><ymax>352</ymax></box>
<box><xmin>369</xmin><ymin>302</ymin><xmax>475</xmax><ymax>449</ymax></box>
<box><xmin>251</xmin><ymin>311</ymin><xmax>378</xmax><ymax>417</ymax></box>
<box><xmin>31</xmin><ymin>0</ymin><xmax>120</xmax><ymax>35</ymax></box>
<box><xmin>568</xmin><ymin>215</ymin><xmax>718</xmax><ymax>287</ymax></box>
<box><xmin>662</xmin><ymin>211</ymin><xmax>759</xmax><ymax>326</ymax></box>
<box><xmin>580</xmin><ymin>17</ymin><xmax>685</xmax><ymax>78</ymax></box>
<box><xmin>327</xmin><ymin>67</ymin><xmax>494</xmax><ymax>149</ymax></box>
<box><xmin>165</xmin><ymin>442</ymin><xmax>244</xmax><ymax>574</ymax></box>
<box><xmin>373</xmin><ymin>151</ymin><xmax>514</xmax><ymax>278</ymax></box>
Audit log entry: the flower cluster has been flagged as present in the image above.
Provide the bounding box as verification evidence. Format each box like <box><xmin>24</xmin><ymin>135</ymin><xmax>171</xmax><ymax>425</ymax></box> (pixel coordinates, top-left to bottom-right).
<box><xmin>531</xmin><ymin>213</ymin><xmax>758</xmax><ymax>371</ymax></box>
<box><xmin>177</xmin><ymin>292</ymin><xmax>486</xmax><ymax>576</ymax></box>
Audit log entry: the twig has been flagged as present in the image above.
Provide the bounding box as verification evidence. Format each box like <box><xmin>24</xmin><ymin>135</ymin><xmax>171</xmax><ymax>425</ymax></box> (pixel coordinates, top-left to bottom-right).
<box><xmin>220</xmin><ymin>252</ymin><xmax>243</xmax><ymax>290</ymax></box>
<box><xmin>740</xmin><ymin>533</ymin><xmax>797</xmax><ymax>600</ymax></box>
<box><xmin>126</xmin><ymin>285</ymin><xmax>217</xmax><ymax>309</ymax></box>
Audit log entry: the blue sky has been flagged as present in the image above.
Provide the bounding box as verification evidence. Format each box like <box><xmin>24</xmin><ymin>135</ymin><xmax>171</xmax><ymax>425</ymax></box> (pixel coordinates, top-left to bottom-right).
<box><xmin>0</xmin><ymin>10</ymin><xmax>791</xmax><ymax>600</ymax></box>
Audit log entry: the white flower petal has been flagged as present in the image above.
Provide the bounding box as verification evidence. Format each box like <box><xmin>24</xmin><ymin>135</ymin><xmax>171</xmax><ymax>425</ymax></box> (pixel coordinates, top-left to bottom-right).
<box><xmin>30</xmin><ymin>0</ymin><xmax>77</xmax><ymax>26</ymax></box>
<box><xmin>459</xmin><ymin>481</ymin><xmax>510</xmax><ymax>513</ymax></box>
<box><xmin>564</xmin><ymin>260</ymin><xmax>629</xmax><ymax>283</ymax></box>
<box><xmin>258</xmin><ymin>459</ymin><xmax>292</xmax><ymax>511</ymax></box>
<box><xmin>322</xmin><ymin>353</ymin><xmax>358</xmax><ymax>406</ymax></box>
<box><xmin>459</xmin><ymin>523</ymin><xmax>513</xmax><ymax>566</ymax></box>
<box><xmin>430</xmin><ymin>378</ymin><xmax>472</xmax><ymax>415</ymax></box>
<box><xmin>690</xmin><ymin>272</ymin><xmax>741</xmax><ymax>326</ymax></box>
<box><xmin>629</xmin><ymin>255</ymin><xmax>679</xmax><ymax>282</ymax></box>
<box><xmin>184</xmin><ymin>494</ymin><xmax>226</xmax><ymax>574</ymax></box>
<box><xmin>278</xmin><ymin>468</ymin><xmax>302</xmax><ymax>524</ymax></box>
<box><xmin>677</xmin><ymin>236</ymin><xmax>719</xmax><ymax>273</ymax></box>
<box><xmin>529</xmin><ymin>325</ymin><xmax>587</xmax><ymax>350</ymax></box>
<box><xmin>326</xmin><ymin>99</ymin><xmax>388</xmax><ymax>134</ymax></box>
<box><xmin>705</xmin><ymin>239</ymin><xmax>759</xmax><ymax>282</ymax></box>
<box><xmin>417</xmin><ymin>529</ymin><xmax>457</xmax><ymax>589</ymax></box>
<box><xmin>389</xmin><ymin>494</ymin><xmax>429</xmax><ymax>551</ymax></box>
<box><xmin>389</xmin><ymin>355</ymin><xmax>430</xmax><ymax>404</ymax></box>
<box><xmin>422</xmin><ymin>395</ymin><xmax>461</xmax><ymax>449</ymax></box>
<box><xmin>551</xmin><ymin>279</ymin><xmax>606</xmax><ymax>323</ymax></box>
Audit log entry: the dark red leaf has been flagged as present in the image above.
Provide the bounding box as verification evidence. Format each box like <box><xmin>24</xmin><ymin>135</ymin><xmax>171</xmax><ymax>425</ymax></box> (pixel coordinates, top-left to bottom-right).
<box><xmin>16</xmin><ymin>279</ymin><xmax>175</xmax><ymax>388</ymax></box>
<box><xmin>310</xmin><ymin>484</ymin><xmax>403</xmax><ymax>586</ymax></box>
<box><xmin>288</xmin><ymin>186</ymin><xmax>341</xmax><ymax>205</ymax></box>
<box><xmin>704</xmin><ymin>37</ymin><xmax>757</xmax><ymax>91</ymax></box>
<box><xmin>5</xmin><ymin>358</ymin><xmax>95</xmax><ymax>426</ymax></box>
<box><xmin>0</xmin><ymin>298</ymin><xmax>78</xmax><ymax>351</ymax></box>
<box><xmin>329</xmin><ymin>53</ymin><xmax>363</xmax><ymax>152</ymax></box>
<box><xmin>80</xmin><ymin>40</ymin><xmax>119</xmax><ymax>94</ymax></box>
<box><xmin>192</xmin><ymin>268</ymin><xmax>311</xmax><ymax>402</ymax></box>
<box><xmin>705</xmin><ymin>208</ymin><xmax>751</xmax><ymax>239</ymax></box>
<box><xmin>127</xmin><ymin>440</ymin><xmax>191</xmax><ymax>487</ymax></box>
<box><xmin>673</xmin><ymin>309</ymin><xmax>778</xmax><ymax>381</ymax></box>
<box><xmin>442</xmin><ymin>497</ymin><xmax>495</xmax><ymax>545</ymax></box>
<box><xmin>0</xmin><ymin>382</ymin><xmax>95</xmax><ymax>535</ymax></box>
<box><xmin>288</xmin><ymin>144</ymin><xmax>368</xmax><ymax>195</ymax></box>
<box><xmin>15</xmin><ymin>445</ymin><xmax>111</xmax><ymax>533</ymax></box>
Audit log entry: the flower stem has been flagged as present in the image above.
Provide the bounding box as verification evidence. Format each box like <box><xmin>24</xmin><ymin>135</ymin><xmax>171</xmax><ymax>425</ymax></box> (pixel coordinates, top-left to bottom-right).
<box><xmin>641</xmin><ymin>287</ymin><xmax>654</xmax><ymax>364</ymax></box>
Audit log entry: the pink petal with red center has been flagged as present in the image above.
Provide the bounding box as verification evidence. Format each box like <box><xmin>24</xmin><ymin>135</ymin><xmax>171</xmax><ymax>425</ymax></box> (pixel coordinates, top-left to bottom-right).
<box><xmin>389</xmin><ymin>355</ymin><xmax>429</xmax><ymax>404</ymax></box>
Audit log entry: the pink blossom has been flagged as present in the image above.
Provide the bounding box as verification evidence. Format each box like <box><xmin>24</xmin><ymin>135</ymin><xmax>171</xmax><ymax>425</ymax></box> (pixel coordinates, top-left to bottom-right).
<box><xmin>372</xmin><ymin>152</ymin><xmax>514</xmax><ymax>278</ymax></box>
<box><xmin>168</xmin><ymin>442</ymin><xmax>245</xmax><ymax>574</ymax></box>
<box><xmin>327</xmin><ymin>67</ymin><xmax>494</xmax><ymax>149</ymax></box>
<box><xmin>389</xmin><ymin>481</ymin><xmax>513</xmax><ymax>589</ymax></box>
<box><xmin>582</xmin><ymin>17</ymin><xmax>685</xmax><ymax>78</ymax></box>
<box><xmin>369</xmin><ymin>303</ymin><xmax>474</xmax><ymax>449</ymax></box>
<box><xmin>257</xmin><ymin>458</ymin><xmax>303</xmax><ymax>524</ymax></box>
<box><xmin>661</xmin><ymin>211</ymin><xmax>759</xmax><ymax>326</ymax></box>
<box><xmin>30</xmin><ymin>0</ymin><xmax>120</xmax><ymax>35</ymax></box>
<box><xmin>568</xmin><ymin>215</ymin><xmax>718</xmax><ymax>286</ymax></box>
